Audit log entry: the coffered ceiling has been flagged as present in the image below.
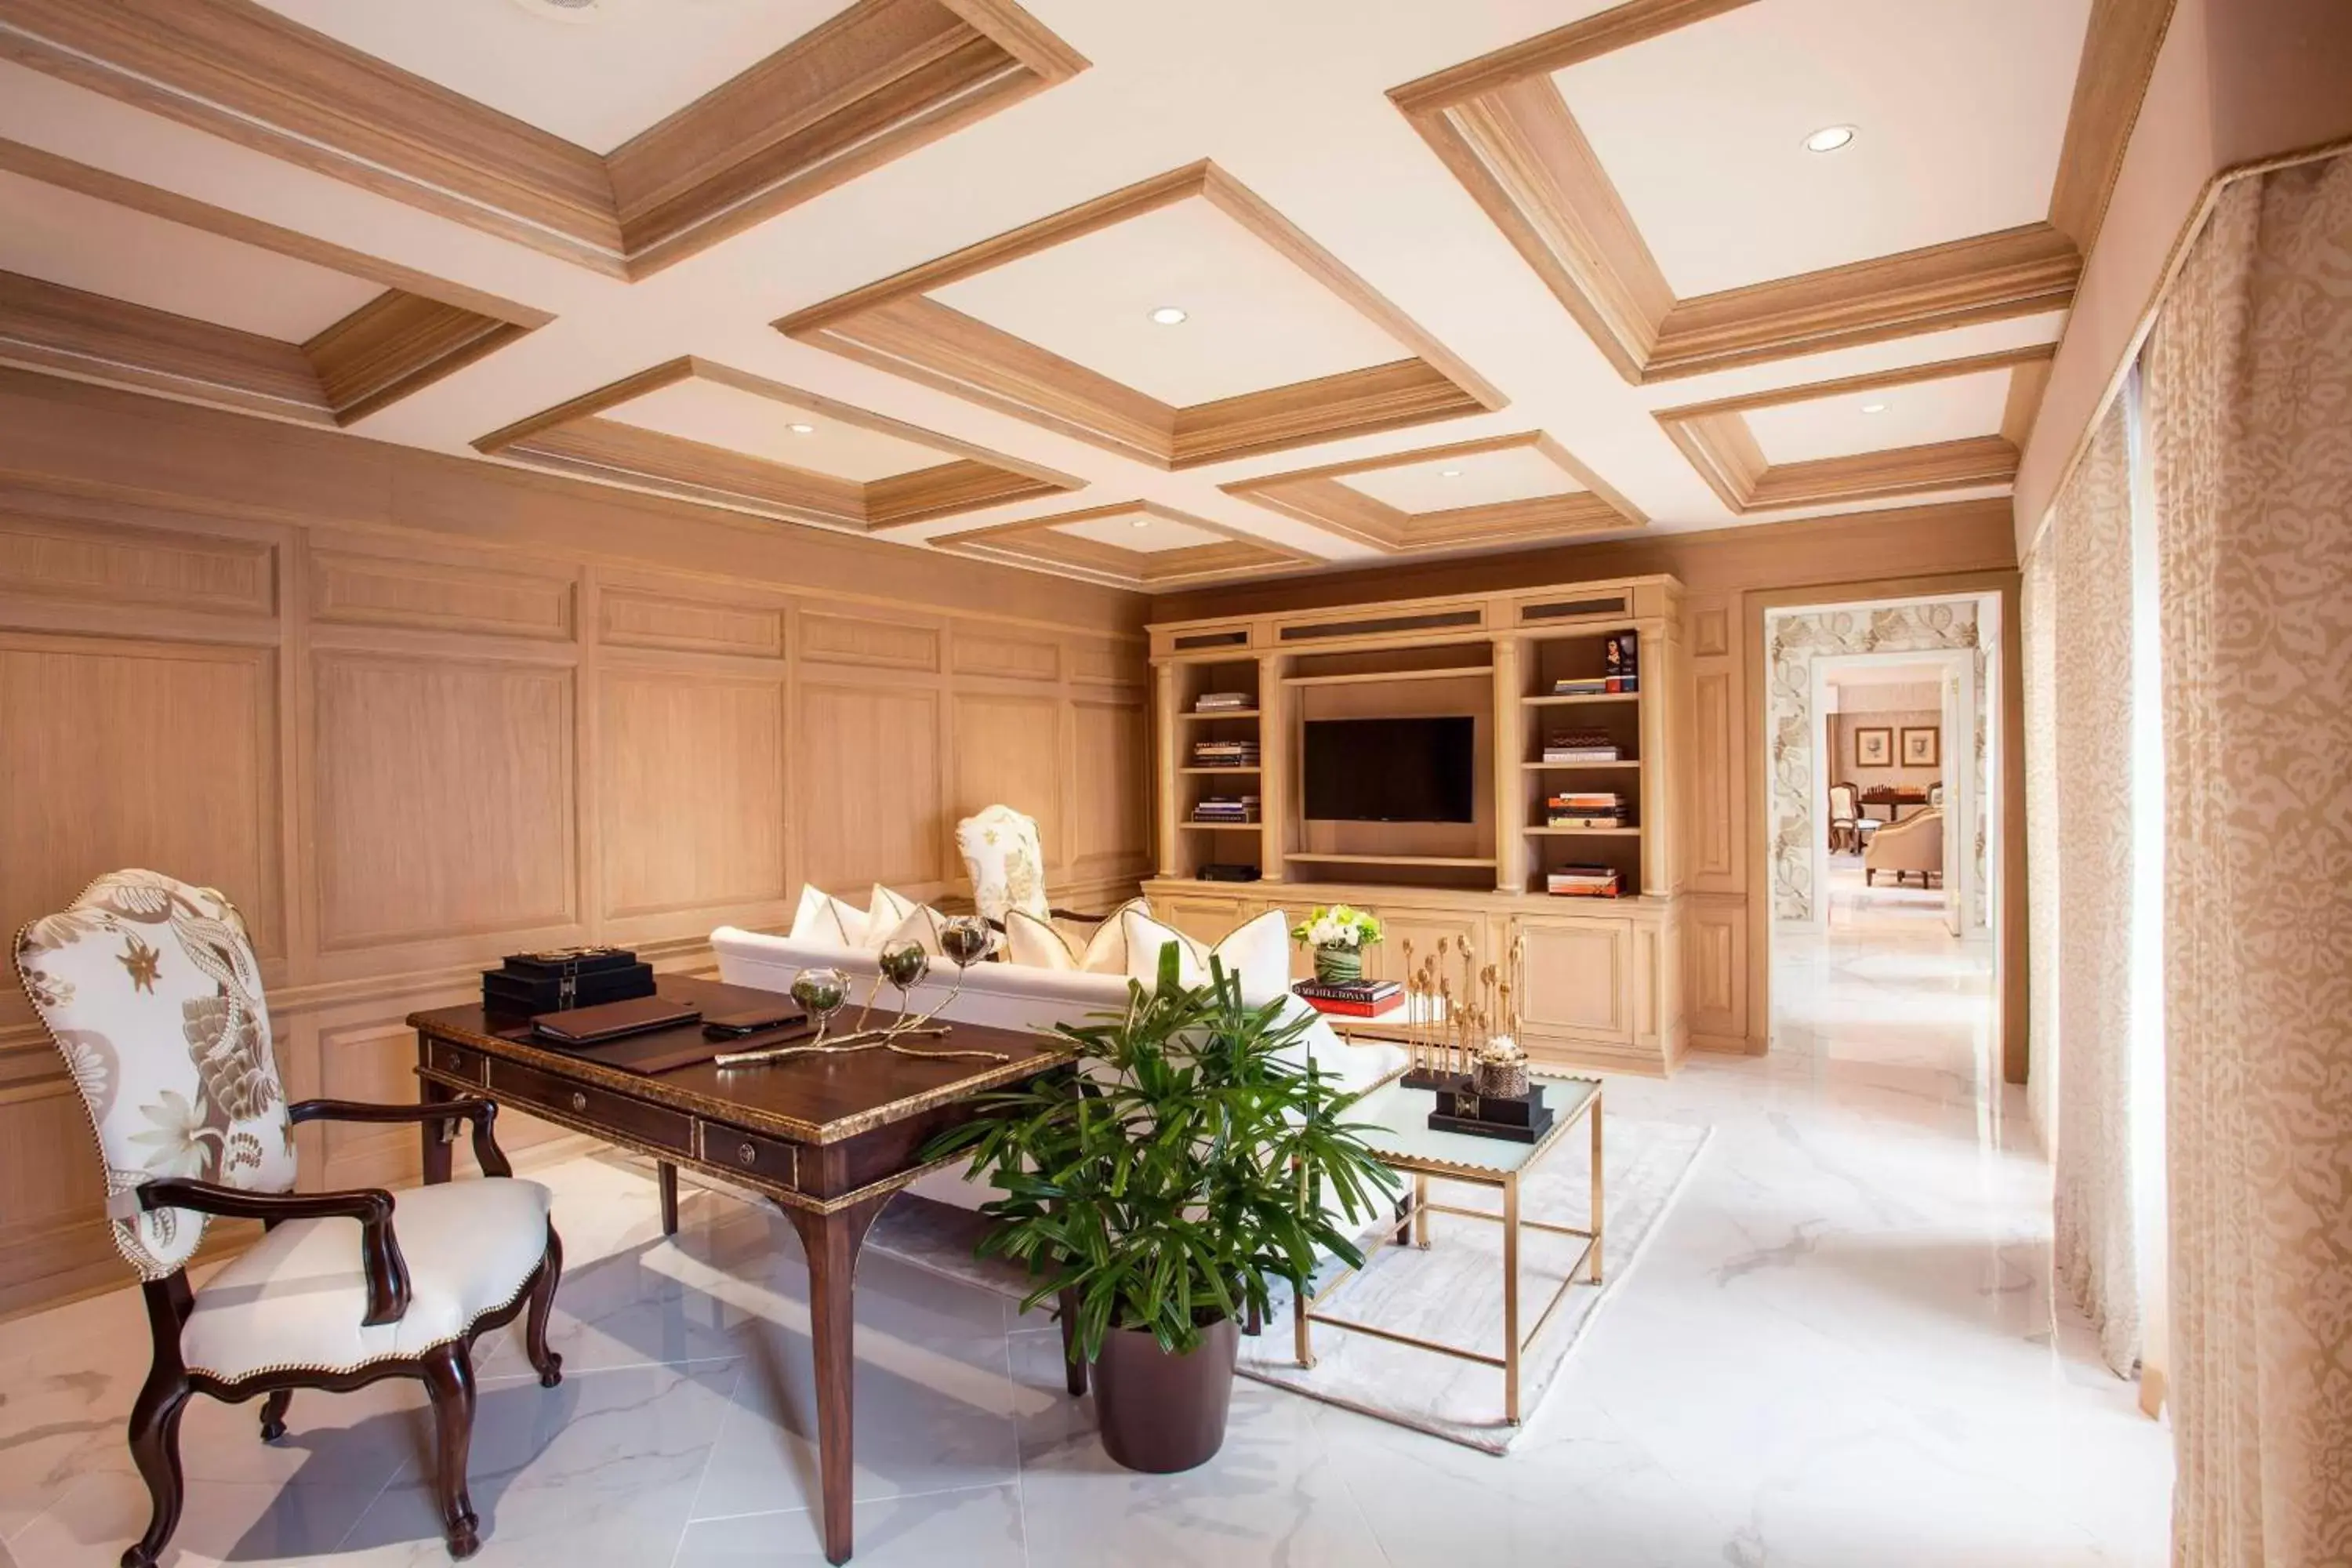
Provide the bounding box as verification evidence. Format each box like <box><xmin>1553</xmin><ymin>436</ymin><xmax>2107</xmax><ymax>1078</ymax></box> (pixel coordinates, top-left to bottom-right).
<box><xmin>0</xmin><ymin>0</ymin><xmax>2169</xmax><ymax>589</ymax></box>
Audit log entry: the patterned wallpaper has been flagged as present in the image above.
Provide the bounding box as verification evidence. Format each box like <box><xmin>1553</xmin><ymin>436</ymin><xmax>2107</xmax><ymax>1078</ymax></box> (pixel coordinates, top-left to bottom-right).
<box><xmin>1762</xmin><ymin>600</ymin><xmax>1990</xmax><ymax>925</ymax></box>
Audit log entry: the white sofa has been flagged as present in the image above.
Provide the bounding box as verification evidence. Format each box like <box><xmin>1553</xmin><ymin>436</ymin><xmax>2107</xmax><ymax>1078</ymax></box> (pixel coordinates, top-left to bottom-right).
<box><xmin>709</xmin><ymin>924</ymin><xmax>1405</xmax><ymax>1213</ymax></box>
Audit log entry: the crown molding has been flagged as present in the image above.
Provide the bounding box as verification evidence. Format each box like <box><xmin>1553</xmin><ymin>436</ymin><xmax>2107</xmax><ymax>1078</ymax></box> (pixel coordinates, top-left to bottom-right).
<box><xmin>0</xmin><ymin>0</ymin><xmax>1086</xmax><ymax>280</ymax></box>
<box><xmin>1222</xmin><ymin>430</ymin><xmax>1643</xmax><ymax>554</ymax></box>
<box><xmin>777</xmin><ymin>161</ymin><xmax>1507</xmax><ymax>469</ymax></box>
<box><xmin>474</xmin><ymin>356</ymin><xmax>1083</xmax><ymax>531</ymax></box>
<box><xmin>1387</xmin><ymin>0</ymin><xmax>2169</xmax><ymax>383</ymax></box>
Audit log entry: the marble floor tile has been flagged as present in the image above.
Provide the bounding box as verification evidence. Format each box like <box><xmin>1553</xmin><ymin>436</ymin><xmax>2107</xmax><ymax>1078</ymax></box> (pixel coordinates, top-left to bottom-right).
<box><xmin>330</xmin><ymin>1360</ymin><xmax>739</xmax><ymax>1566</ymax></box>
<box><xmin>673</xmin><ymin>1483</ymin><xmax>1027</xmax><ymax>1566</ymax></box>
<box><xmin>0</xmin><ymin>910</ymin><xmax>2175</xmax><ymax>1567</ymax></box>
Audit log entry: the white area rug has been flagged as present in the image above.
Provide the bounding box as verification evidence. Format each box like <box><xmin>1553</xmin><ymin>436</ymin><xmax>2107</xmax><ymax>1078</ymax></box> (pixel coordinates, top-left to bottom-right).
<box><xmin>866</xmin><ymin>1116</ymin><xmax>1710</xmax><ymax>1454</ymax></box>
<box><xmin>1240</xmin><ymin>1115</ymin><xmax>1710</xmax><ymax>1453</ymax></box>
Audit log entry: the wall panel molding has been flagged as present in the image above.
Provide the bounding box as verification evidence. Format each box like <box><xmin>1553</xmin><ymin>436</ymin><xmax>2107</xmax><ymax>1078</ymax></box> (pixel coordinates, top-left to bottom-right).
<box><xmin>0</xmin><ymin>372</ymin><xmax>1148</xmax><ymax>1318</ymax></box>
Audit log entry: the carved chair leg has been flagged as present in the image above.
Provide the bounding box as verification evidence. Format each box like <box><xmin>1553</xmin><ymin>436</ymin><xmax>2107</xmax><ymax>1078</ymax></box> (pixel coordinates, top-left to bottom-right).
<box><xmin>122</xmin><ymin>1367</ymin><xmax>192</xmax><ymax>1568</ymax></box>
<box><xmin>259</xmin><ymin>1388</ymin><xmax>292</xmax><ymax>1443</ymax></box>
<box><xmin>523</xmin><ymin>1223</ymin><xmax>564</xmax><ymax>1388</ymax></box>
<box><xmin>420</xmin><ymin>1341</ymin><xmax>481</xmax><ymax>1560</ymax></box>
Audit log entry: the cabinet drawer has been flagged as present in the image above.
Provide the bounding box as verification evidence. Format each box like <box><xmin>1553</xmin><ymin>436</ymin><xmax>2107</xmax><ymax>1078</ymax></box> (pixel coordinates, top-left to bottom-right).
<box><xmin>423</xmin><ymin>1039</ymin><xmax>486</xmax><ymax>1086</ymax></box>
<box><xmin>698</xmin><ymin>1122</ymin><xmax>798</xmax><ymax>1189</ymax></box>
<box><xmin>487</xmin><ymin>1058</ymin><xmax>693</xmax><ymax>1156</ymax></box>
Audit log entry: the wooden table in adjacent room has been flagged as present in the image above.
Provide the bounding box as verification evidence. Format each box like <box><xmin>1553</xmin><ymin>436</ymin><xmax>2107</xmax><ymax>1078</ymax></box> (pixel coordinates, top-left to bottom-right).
<box><xmin>408</xmin><ymin>975</ymin><xmax>1076</xmax><ymax>1565</ymax></box>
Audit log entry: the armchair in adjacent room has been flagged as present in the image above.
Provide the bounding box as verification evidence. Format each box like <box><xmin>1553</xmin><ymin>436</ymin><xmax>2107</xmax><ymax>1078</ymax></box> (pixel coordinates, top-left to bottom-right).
<box><xmin>1864</xmin><ymin>808</ymin><xmax>1944</xmax><ymax>887</ymax></box>
<box><xmin>12</xmin><ymin>869</ymin><xmax>563</xmax><ymax>1566</ymax></box>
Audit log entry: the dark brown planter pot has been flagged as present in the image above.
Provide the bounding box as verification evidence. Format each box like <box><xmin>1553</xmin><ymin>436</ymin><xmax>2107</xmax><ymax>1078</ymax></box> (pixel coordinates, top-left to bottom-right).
<box><xmin>1091</xmin><ymin>1316</ymin><xmax>1240</xmax><ymax>1473</ymax></box>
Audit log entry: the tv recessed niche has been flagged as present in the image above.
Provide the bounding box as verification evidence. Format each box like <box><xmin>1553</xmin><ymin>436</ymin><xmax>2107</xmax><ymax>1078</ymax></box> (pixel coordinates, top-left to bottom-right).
<box><xmin>1301</xmin><ymin>716</ymin><xmax>1475</xmax><ymax>823</ymax></box>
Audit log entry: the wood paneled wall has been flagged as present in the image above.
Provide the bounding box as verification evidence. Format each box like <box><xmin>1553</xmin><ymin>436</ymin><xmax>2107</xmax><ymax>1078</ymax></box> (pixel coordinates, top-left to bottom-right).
<box><xmin>0</xmin><ymin>371</ymin><xmax>1149</xmax><ymax>1316</ymax></box>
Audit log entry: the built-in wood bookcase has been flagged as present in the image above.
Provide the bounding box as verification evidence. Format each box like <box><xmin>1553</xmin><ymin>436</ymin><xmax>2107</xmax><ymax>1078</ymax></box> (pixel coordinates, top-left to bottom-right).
<box><xmin>1146</xmin><ymin>575</ymin><xmax>1689</xmax><ymax>1076</ymax></box>
<box><xmin>1170</xmin><ymin>656</ymin><xmax>1265</xmax><ymax>879</ymax></box>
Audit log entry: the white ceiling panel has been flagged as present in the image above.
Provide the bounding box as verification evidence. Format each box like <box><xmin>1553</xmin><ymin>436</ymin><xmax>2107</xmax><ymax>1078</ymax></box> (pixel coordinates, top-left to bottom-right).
<box><xmin>0</xmin><ymin>168</ymin><xmax>380</xmax><ymax>341</ymax></box>
<box><xmin>929</xmin><ymin>198</ymin><xmax>1410</xmax><ymax>407</ymax></box>
<box><xmin>1334</xmin><ymin>444</ymin><xmax>1581</xmax><ymax>513</ymax></box>
<box><xmin>603</xmin><ymin>378</ymin><xmax>947</xmax><ymax>481</ymax></box>
<box><xmin>1745</xmin><ymin>369</ymin><xmax>2013</xmax><ymax>466</ymax></box>
<box><xmin>1558</xmin><ymin>0</ymin><xmax>2092</xmax><ymax>296</ymax></box>
<box><xmin>1054</xmin><ymin>511</ymin><xmax>1224</xmax><ymax>553</ymax></box>
<box><xmin>252</xmin><ymin>0</ymin><xmax>857</xmax><ymax>154</ymax></box>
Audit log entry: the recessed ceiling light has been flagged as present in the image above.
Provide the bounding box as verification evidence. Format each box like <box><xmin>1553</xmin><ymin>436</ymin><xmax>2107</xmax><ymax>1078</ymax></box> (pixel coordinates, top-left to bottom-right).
<box><xmin>786</xmin><ymin>422</ymin><xmax>815</xmax><ymax>434</ymax></box>
<box><xmin>1131</xmin><ymin>517</ymin><xmax>1152</xmax><ymax>528</ymax></box>
<box><xmin>1147</xmin><ymin>306</ymin><xmax>1189</xmax><ymax>325</ymax></box>
<box><xmin>1860</xmin><ymin>401</ymin><xmax>1889</xmax><ymax>415</ymax></box>
<box><xmin>1804</xmin><ymin>125</ymin><xmax>1857</xmax><ymax>154</ymax></box>
<box><xmin>1439</xmin><ymin>467</ymin><xmax>1464</xmax><ymax>477</ymax></box>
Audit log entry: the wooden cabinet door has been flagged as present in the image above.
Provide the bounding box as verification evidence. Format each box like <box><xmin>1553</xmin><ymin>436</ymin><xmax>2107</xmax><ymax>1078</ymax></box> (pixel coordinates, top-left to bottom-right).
<box><xmin>1158</xmin><ymin>894</ymin><xmax>1255</xmax><ymax>947</ymax></box>
<box><xmin>1513</xmin><ymin>914</ymin><xmax>1633</xmax><ymax>1044</ymax></box>
<box><xmin>1365</xmin><ymin>907</ymin><xmax>1488</xmax><ymax>987</ymax></box>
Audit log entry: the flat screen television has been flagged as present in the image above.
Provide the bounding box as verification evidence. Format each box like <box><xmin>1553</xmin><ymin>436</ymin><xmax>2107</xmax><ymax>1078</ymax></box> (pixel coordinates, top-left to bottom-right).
<box><xmin>1301</xmin><ymin>716</ymin><xmax>1475</xmax><ymax>823</ymax></box>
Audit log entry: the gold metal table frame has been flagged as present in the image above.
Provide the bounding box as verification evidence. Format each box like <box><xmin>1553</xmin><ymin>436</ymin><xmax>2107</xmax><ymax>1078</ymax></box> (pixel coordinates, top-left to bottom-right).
<box><xmin>1294</xmin><ymin>1072</ymin><xmax>1602</xmax><ymax>1425</ymax></box>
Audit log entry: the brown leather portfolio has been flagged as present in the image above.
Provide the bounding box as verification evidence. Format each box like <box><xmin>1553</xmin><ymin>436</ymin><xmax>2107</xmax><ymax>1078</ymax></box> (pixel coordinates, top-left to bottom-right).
<box><xmin>531</xmin><ymin>994</ymin><xmax>702</xmax><ymax>1045</ymax></box>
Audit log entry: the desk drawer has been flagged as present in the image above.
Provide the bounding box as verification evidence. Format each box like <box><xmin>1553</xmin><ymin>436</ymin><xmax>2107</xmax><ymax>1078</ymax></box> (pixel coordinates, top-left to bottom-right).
<box><xmin>424</xmin><ymin>1039</ymin><xmax>487</xmax><ymax>1086</ymax></box>
<box><xmin>488</xmin><ymin>1058</ymin><xmax>692</xmax><ymax>1157</ymax></box>
<box><xmin>699</xmin><ymin>1122</ymin><xmax>798</xmax><ymax>1189</ymax></box>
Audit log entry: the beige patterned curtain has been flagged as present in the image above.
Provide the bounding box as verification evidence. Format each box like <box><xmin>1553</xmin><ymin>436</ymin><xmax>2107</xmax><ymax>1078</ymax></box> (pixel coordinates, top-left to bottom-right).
<box><xmin>2020</xmin><ymin>546</ymin><xmax>2060</xmax><ymax>1154</ymax></box>
<box><xmin>2143</xmin><ymin>153</ymin><xmax>2352</xmax><ymax>1567</ymax></box>
<box><xmin>2045</xmin><ymin>399</ymin><xmax>2141</xmax><ymax>1377</ymax></box>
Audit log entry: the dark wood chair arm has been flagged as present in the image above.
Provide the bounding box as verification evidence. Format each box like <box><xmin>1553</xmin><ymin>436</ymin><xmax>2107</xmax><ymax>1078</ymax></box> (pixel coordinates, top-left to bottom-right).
<box><xmin>296</xmin><ymin>1094</ymin><xmax>514</xmax><ymax>1178</ymax></box>
<box><xmin>1047</xmin><ymin>906</ymin><xmax>1110</xmax><ymax>924</ymax></box>
<box><xmin>139</xmin><ymin>1178</ymin><xmax>412</xmax><ymax>1327</ymax></box>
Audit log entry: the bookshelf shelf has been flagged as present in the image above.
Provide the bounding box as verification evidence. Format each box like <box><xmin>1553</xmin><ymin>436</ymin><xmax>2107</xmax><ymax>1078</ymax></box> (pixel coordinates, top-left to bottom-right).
<box><xmin>1280</xmin><ymin>666</ymin><xmax>1490</xmax><ymax>688</ymax></box>
<box><xmin>1285</xmin><ymin>852</ymin><xmax>1497</xmax><ymax>869</ymax></box>
<box><xmin>1523</xmin><ymin>759</ymin><xmax>1641</xmax><ymax>770</ymax></box>
<box><xmin>1527</xmin><ymin>826</ymin><xmax>1642</xmax><ymax>837</ymax></box>
<box><xmin>1182</xmin><ymin>821</ymin><xmax>1261</xmax><ymax>831</ymax></box>
<box><xmin>1181</xmin><ymin>765</ymin><xmax>1261</xmax><ymax>775</ymax></box>
<box><xmin>1180</xmin><ymin>708</ymin><xmax>1261</xmax><ymax>720</ymax></box>
<box><xmin>1526</xmin><ymin>691</ymin><xmax>1641</xmax><ymax>706</ymax></box>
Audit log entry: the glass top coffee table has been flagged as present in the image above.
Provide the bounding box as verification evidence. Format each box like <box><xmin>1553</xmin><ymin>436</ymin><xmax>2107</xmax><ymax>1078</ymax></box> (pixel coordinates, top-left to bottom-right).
<box><xmin>1297</xmin><ymin>1068</ymin><xmax>1603</xmax><ymax>1425</ymax></box>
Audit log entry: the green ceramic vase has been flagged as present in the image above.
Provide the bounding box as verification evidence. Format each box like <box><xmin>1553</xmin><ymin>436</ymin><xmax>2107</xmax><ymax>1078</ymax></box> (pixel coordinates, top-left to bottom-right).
<box><xmin>1313</xmin><ymin>945</ymin><xmax>1362</xmax><ymax>985</ymax></box>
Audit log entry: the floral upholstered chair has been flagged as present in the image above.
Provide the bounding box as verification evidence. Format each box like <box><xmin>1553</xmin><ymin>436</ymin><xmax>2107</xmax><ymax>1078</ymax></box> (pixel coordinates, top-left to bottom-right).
<box><xmin>955</xmin><ymin>804</ymin><xmax>1054</xmax><ymax>925</ymax></box>
<box><xmin>13</xmin><ymin>869</ymin><xmax>564</xmax><ymax>1566</ymax></box>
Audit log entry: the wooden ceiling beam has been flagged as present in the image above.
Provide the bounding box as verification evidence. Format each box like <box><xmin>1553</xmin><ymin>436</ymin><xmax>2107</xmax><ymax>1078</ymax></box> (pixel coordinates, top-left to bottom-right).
<box><xmin>0</xmin><ymin>0</ymin><xmax>1086</xmax><ymax>281</ymax></box>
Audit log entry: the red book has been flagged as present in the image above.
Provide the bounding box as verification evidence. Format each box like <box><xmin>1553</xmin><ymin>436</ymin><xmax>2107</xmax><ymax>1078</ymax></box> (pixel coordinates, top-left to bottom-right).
<box><xmin>1301</xmin><ymin>993</ymin><xmax>1403</xmax><ymax>1018</ymax></box>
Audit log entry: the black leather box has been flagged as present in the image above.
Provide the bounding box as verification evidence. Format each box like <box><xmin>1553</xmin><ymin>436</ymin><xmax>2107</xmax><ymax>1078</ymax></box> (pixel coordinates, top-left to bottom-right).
<box><xmin>482</xmin><ymin>951</ymin><xmax>655</xmax><ymax>1014</ymax></box>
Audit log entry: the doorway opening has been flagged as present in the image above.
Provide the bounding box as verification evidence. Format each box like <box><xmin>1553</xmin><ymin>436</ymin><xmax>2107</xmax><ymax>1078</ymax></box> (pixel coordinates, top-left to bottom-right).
<box><xmin>1759</xmin><ymin>592</ymin><xmax>2005</xmax><ymax>1073</ymax></box>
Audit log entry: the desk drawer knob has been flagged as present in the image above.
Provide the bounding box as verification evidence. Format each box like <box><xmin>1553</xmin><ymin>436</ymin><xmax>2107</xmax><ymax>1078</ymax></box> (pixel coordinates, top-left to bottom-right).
<box><xmin>569</xmin><ymin>1091</ymin><xmax>588</xmax><ymax>1113</ymax></box>
<box><xmin>737</xmin><ymin>1142</ymin><xmax>758</xmax><ymax>1167</ymax></box>
<box><xmin>441</xmin><ymin>1048</ymin><xmax>466</xmax><ymax>1073</ymax></box>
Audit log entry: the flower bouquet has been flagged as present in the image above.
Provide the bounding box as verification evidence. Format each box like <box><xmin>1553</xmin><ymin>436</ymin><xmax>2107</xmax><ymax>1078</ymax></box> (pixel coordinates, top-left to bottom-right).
<box><xmin>1290</xmin><ymin>904</ymin><xmax>1383</xmax><ymax>985</ymax></box>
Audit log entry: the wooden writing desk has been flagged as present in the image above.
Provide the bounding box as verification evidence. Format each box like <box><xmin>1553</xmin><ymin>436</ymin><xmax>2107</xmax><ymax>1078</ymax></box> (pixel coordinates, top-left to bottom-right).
<box><xmin>409</xmin><ymin>975</ymin><xmax>1074</xmax><ymax>1564</ymax></box>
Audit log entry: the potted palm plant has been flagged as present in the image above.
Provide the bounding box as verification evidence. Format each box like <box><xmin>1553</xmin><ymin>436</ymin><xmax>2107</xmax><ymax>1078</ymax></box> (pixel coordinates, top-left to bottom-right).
<box><xmin>927</xmin><ymin>946</ymin><xmax>1396</xmax><ymax>1472</ymax></box>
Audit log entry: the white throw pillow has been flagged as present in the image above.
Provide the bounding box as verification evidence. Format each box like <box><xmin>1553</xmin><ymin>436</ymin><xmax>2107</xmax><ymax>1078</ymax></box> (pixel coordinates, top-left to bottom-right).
<box><xmin>1005</xmin><ymin>898</ymin><xmax>1147</xmax><ymax>974</ymax></box>
<box><xmin>1121</xmin><ymin>907</ymin><xmax>1292</xmax><ymax>1007</ymax></box>
<box><xmin>789</xmin><ymin>885</ymin><xmax>866</xmax><ymax>947</ymax></box>
<box><xmin>865</xmin><ymin>885</ymin><xmax>945</xmax><ymax>955</ymax></box>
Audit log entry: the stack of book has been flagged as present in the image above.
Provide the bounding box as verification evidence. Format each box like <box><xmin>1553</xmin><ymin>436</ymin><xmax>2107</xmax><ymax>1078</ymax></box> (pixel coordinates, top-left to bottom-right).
<box><xmin>1543</xmin><ymin>728</ymin><xmax>1621</xmax><ymax>763</ymax></box>
<box><xmin>1192</xmin><ymin>739</ymin><xmax>1260</xmax><ymax>768</ymax></box>
<box><xmin>1193</xmin><ymin>691</ymin><xmax>1253</xmax><ymax>713</ymax></box>
<box><xmin>1192</xmin><ymin>794</ymin><xmax>1259</xmax><ymax>824</ymax></box>
<box><xmin>1293</xmin><ymin>978</ymin><xmax>1403</xmax><ymax>1017</ymax></box>
<box><xmin>1604</xmin><ymin>630</ymin><xmax>1639</xmax><ymax>693</ymax></box>
<box><xmin>1548</xmin><ymin>790</ymin><xmax>1625</xmax><ymax>828</ymax></box>
<box><xmin>1546</xmin><ymin>865</ymin><xmax>1623</xmax><ymax>898</ymax></box>
<box><xmin>1552</xmin><ymin>675</ymin><xmax>1611</xmax><ymax>697</ymax></box>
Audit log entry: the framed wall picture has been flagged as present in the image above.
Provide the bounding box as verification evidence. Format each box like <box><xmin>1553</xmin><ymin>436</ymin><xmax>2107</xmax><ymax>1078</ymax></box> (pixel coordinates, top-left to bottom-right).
<box><xmin>1901</xmin><ymin>725</ymin><xmax>1940</xmax><ymax>767</ymax></box>
<box><xmin>1854</xmin><ymin>726</ymin><xmax>1893</xmax><ymax>768</ymax></box>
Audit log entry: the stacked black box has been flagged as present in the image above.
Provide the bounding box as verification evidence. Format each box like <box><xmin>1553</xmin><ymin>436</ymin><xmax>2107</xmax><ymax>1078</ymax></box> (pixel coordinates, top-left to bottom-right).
<box><xmin>481</xmin><ymin>948</ymin><xmax>655</xmax><ymax>1014</ymax></box>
